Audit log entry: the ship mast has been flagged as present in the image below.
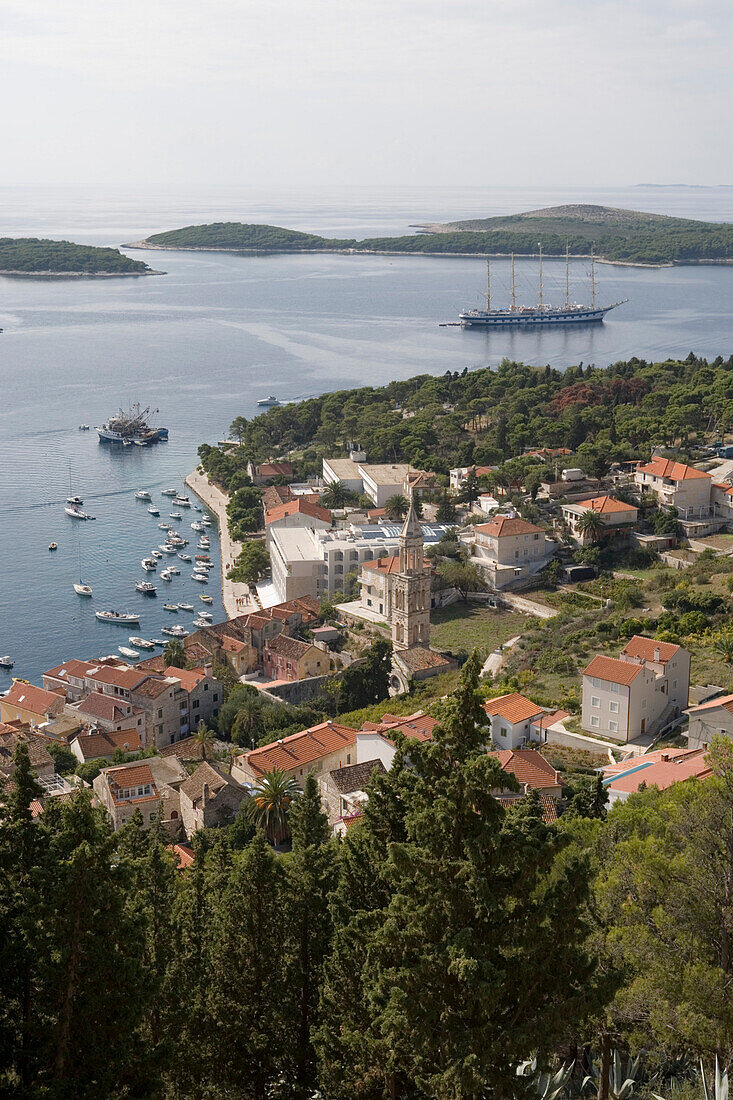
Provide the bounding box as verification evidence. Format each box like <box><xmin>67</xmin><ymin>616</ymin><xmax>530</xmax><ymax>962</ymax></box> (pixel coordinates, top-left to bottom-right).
<box><xmin>565</xmin><ymin>241</ymin><xmax>570</xmax><ymax>310</ymax></box>
<box><xmin>486</xmin><ymin>259</ymin><xmax>491</xmax><ymax>311</ymax></box>
<box><xmin>591</xmin><ymin>244</ymin><xmax>596</xmax><ymax>309</ymax></box>
<box><xmin>538</xmin><ymin>241</ymin><xmax>543</xmax><ymax>310</ymax></box>
<box><xmin>511</xmin><ymin>253</ymin><xmax>516</xmax><ymax>311</ymax></box>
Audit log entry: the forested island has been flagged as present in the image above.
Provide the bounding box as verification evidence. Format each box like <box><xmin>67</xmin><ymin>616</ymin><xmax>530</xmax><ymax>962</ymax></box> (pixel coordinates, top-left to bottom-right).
<box><xmin>0</xmin><ymin>237</ymin><xmax>158</xmax><ymax>276</ymax></box>
<box><xmin>126</xmin><ymin>204</ymin><xmax>733</xmax><ymax>265</ymax></box>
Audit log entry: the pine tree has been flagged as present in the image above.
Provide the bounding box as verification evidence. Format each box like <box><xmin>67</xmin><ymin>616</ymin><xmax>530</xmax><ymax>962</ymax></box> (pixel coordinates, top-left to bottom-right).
<box><xmin>283</xmin><ymin>774</ymin><xmax>337</xmax><ymax>1089</ymax></box>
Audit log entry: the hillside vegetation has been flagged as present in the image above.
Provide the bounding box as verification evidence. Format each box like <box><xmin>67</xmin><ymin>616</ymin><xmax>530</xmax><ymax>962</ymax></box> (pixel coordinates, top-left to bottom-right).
<box><xmin>0</xmin><ymin>237</ymin><xmax>154</xmax><ymax>274</ymax></box>
<box><xmin>132</xmin><ymin>204</ymin><xmax>733</xmax><ymax>264</ymax></box>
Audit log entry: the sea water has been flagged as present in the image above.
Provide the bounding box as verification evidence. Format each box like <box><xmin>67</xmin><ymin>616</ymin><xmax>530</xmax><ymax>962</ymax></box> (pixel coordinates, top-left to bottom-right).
<box><xmin>1</xmin><ymin>184</ymin><xmax>733</xmax><ymax>682</ymax></box>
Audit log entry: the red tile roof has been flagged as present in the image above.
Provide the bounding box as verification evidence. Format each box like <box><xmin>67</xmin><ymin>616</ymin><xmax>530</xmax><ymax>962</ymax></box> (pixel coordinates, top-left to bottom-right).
<box><xmin>475</xmin><ymin>516</ymin><xmax>544</xmax><ymax>538</ymax></box>
<box><xmin>168</xmin><ymin>843</ymin><xmax>195</xmax><ymax>869</ymax></box>
<box><xmin>254</xmin><ymin>461</ymin><xmax>293</xmax><ymax>478</ymax></box>
<box><xmin>72</xmin><ymin>728</ymin><xmax>142</xmax><ymax>759</ymax></box>
<box><xmin>687</xmin><ymin>693</ymin><xmax>733</xmax><ymax>715</ymax></box>
<box><xmin>265</xmin><ymin>635</ymin><xmax>314</xmax><ymax>661</ymax></box>
<box><xmin>620</xmin><ymin>636</ymin><xmax>680</xmax><ymax>664</ymax></box>
<box><xmin>166</xmin><ymin>666</ymin><xmax>207</xmax><ymax>692</ymax></box>
<box><xmin>361</xmin><ymin>554</ymin><xmax>401</xmax><ymax>575</ymax></box>
<box><xmin>496</xmin><ymin>792</ymin><xmax>558</xmax><ymax>824</ymax></box>
<box><xmin>489</xmin><ymin>749</ymin><xmax>561</xmax><ymax>791</ymax></box>
<box><xmin>583</xmin><ymin>654</ymin><xmax>644</xmax><ymax>686</ymax></box>
<box><xmin>3</xmin><ymin>682</ymin><xmax>64</xmax><ymax>716</ymax></box>
<box><xmin>603</xmin><ymin>747</ymin><xmax>712</xmax><ymax>795</ymax></box>
<box><xmin>44</xmin><ymin>659</ymin><xmax>99</xmax><ymax>682</ymax></box>
<box><xmin>86</xmin><ymin>666</ymin><xmax>148</xmax><ymax>691</ymax></box>
<box><xmin>265</xmin><ymin>498</ymin><xmax>332</xmax><ymax>526</ymax></box>
<box><xmin>242</xmin><ymin>721</ymin><xmax>358</xmax><ymax>776</ymax></box>
<box><xmin>368</xmin><ymin>710</ymin><xmax>438</xmax><ymax>742</ymax></box>
<box><xmin>77</xmin><ymin>692</ymin><xmax>135</xmax><ymax>723</ymax></box>
<box><xmin>636</xmin><ymin>457</ymin><xmax>710</xmax><ymax>481</ymax></box>
<box><xmin>106</xmin><ymin>763</ymin><xmax>158</xmax><ymax>803</ymax></box>
<box><xmin>714</xmin><ymin>482</ymin><xmax>733</xmax><ymax>496</ymax></box>
<box><xmin>484</xmin><ymin>692</ymin><xmax>544</xmax><ymax>725</ymax></box>
<box><xmin>570</xmin><ymin>495</ymin><xmax>637</xmax><ymax>516</ymax></box>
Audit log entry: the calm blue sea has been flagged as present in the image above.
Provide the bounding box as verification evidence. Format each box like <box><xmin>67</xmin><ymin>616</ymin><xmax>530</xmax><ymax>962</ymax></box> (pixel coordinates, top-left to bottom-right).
<box><xmin>2</xmin><ymin>183</ymin><xmax>733</xmax><ymax>683</ymax></box>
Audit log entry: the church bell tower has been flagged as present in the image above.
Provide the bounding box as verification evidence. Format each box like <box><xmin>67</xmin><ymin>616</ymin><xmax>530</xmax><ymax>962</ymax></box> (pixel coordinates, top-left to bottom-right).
<box><xmin>391</xmin><ymin>496</ymin><xmax>431</xmax><ymax>652</ymax></box>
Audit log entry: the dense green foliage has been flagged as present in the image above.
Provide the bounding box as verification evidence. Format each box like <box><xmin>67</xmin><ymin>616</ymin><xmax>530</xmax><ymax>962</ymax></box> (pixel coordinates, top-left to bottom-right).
<box><xmin>0</xmin><ymin>237</ymin><xmax>152</xmax><ymax>274</ymax></box>
<box><xmin>140</xmin><ymin>206</ymin><xmax>733</xmax><ymax>264</ymax></box>
<box><xmin>199</xmin><ymin>354</ymin><xmax>733</xmax><ymax>486</ymax></box>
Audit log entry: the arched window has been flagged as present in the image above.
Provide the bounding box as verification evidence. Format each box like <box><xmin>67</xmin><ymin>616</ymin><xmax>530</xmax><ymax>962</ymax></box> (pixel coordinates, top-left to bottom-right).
<box><xmin>170</xmin><ymin>810</ymin><xmax>179</xmax><ymax>820</ymax></box>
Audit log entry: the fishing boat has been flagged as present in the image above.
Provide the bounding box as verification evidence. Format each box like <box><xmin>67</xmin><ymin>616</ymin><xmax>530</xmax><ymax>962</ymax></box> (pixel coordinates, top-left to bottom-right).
<box><xmin>161</xmin><ymin>488</ymin><xmax>177</xmax><ymax>496</ymax></box>
<box><xmin>66</xmin><ymin>495</ymin><xmax>84</xmax><ymax>506</ymax></box>
<box><xmin>195</xmin><ymin>554</ymin><xmax>211</xmax><ymax>563</ymax></box>
<box><xmin>73</xmin><ymin>582</ymin><xmax>93</xmax><ymax>597</ymax></box>
<box><xmin>161</xmin><ymin>625</ymin><xmax>189</xmax><ymax>638</ymax></box>
<box><xmin>0</xmin><ymin>656</ymin><xmax>14</xmax><ymax>669</ymax></box>
<box><xmin>96</xmin><ymin>403</ymin><xmax>168</xmax><ymax>445</ymax></box>
<box><xmin>48</xmin><ymin>542</ymin><xmax>58</xmax><ymax>551</ymax></box>
<box><xmin>200</xmin><ymin>594</ymin><xmax>213</xmax><ymax>604</ymax></box>
<box><xmin>118</xmin><ymin>646</ymin><xmax>139</xmax><ymax>659</ymax></box>
<box><xmin>141</xmin><ymin>557</ymin><xmax>157</xmax><ymax>571</ymax></box>
<box><xmin>65</xmin><ymin>505</ymin><xmax>91</xmax><ymax>520</ymax></box>
<box><xmin>458</xmin><ymin>246</ymin><xmax>628</xmax><ymax>328</ymax></box>
<box><xmin>148</xmin><ymin>505</ymin><xmax>160</xmax><ymax>516</ymax></box>
<box><xmin>257</xmin><ymin>395</ymin><xmax>281</xmax><ymax>407</ymax></box>
<box><xmin>177</xmin><ymin>602</ymin><xmax>194</xmax><ymax>611</ymax></box>
<box><xmin>129</xmin><ymin>636</ymin><xmax>155</xmax><ymax>649</ymax></box>
<box><xmin>95</xmin><ymin>610</ymin><xmax>141</xmax><ymax>624</ymax></box>
<box><xmin>136</xmin><ymin>581</ymin><xmax>157</xmax><ymax>596</ymax></box>
<box><xmin>178</xmin><ymin>552</ymin><xmax>192</xmax><ymax>562</ymax></box>
<box><xmin>135</xmin><ymin>489</ymin><xmax>152</xmax><ymax>501</ymax></box>
<box><xmin>163</xmin><ymin>603</ymin><xmax>178</xmax><ymax>612</ymax></box>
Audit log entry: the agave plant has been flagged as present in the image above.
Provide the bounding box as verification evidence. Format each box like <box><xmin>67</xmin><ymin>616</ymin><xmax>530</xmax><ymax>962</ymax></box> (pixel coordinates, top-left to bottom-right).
<box><xmin>516</xmin><ymin>1057</ymin><xmax>574</xmax><ymax>1100</ymax></box>
<box><xmin>582</xmin><ymin>1050</ymin><xmax>644</xmax><ymax>1099</ymax></box>
<box><xmin>653</xmin><ymin>1057</ymin><xmax>729</xmax><ymax>1100</ymax></box>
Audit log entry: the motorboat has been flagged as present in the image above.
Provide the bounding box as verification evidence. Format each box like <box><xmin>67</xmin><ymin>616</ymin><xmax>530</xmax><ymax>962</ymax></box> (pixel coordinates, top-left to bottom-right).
<box><xmin>196</xmin><ymin>560</ymin><xmax>213</xmax><ymax>569</ymax></box>
<box><xmin>161</xmin><ymin>488</ymin><xmax>177</xmax><ymax>496</ymax></box>
<box><xmin>177</xmin><ymin>602</ymin><xmax>194</xmax><ymax>611</ymax></box>
<box><xmin>73</xmin><ymin>582</ymin><xmax>93</xmax><ymax>597</ymax></box>
<box><xmin>193</xmin><ymin>618</ymin><xmax>211</xmax><ymax>627</ymax></box>
<box><xmin>168</xmin><ymin>565</ymin><xmax>181</xmax><ymax>575</ymax></box>
<box><xmin>197</xmin><ymin>610</ymin><xmax>213</xmax><ymax>621</ymax></box>
<box><xmin>169</xmin><ymin>512</ymin><xmax>182</xmax><ymax>520</ymax></box>
<box><xmin>129</xmin><ymin>636</ymin><xmax>155</xmax><ymax>649</ymax></box>
<box><xmin>151</xmin><ymin>550</ymin><xmax>163</xmax><ymax>559</ymax></box>
<box><xmin>158</xmin><ymin>544</ymin><xmax>177</xmax><ymax>554</ymax></box>
<box><xmin>141</xmin><ymin>558</ymin><xmax>157</xmax><ymax>571</ymax></box>
<box><xmin>151</xmin><ymin>639</ymin><xmax>167</xmax><ymax>646</ymax></box>
<box><xmin>161</xmin><ymin>625</ymin><xmax>189</xmax><ymax>638</ymax></box>
<box><xmin>65</xmin><ymin>506</ymin><xmax>91</xmax><ymax>520</ymax></box>
<box><xmin>95</xmin><ymin>610</ymin><xmax>141</xmax><ymax>624</ymax></box>
<box><xmin>195</xmin><ymin>554</ymin><xmax>211</xmax><ymax>563</ymax></box>
<box><xmin>123</xmin><ymin>439</ymin><xmax>133</xmax><ymax>448</ymax></box>
<box><xmin>191</xmin><ymin>521</ymin><xmax>204</xmax><ymax>532</ymax></box>
<box><xmin>191</xmin><ymin>573</ymin><xmax>208</xmax><ymax>584</ymax></box>
<box><xmin>200</xmin><ymin>516</ymin><xmax>212</xmax><ymax>526</ymax></box>
<box><xmin>118</xmin><ymin>646</ymin><xmax>139</xmax><ymax>659</ymax></box>
<box><xmin>193</xmin><ymin>504</ymin><xmax>202</xmax><ymax>512</ymax></box>
<box><xmin>136</xmin><ymin>581</ymin><xmax>157</xmax><ymax>596</ymax></box>
<box><xmin>257</xmin><ymin>395</ymin><xmax>281</xmax><ymax>407</ymax></box>
<box><xmin>135</xmin><ymin>490</ymin><xmax>152</xmax><ymax>500</ymax></box>
<box><xmin>163</xmin><ymin>603</ymin><xmax>178</xmax><ymax>612</ymax></box>
<box><xmin>0</xmin><ymin>656</ymin><xmax>14</xmax><ymax>669</ymax></box>
<box><xmin>78</xmin><ymin>424</ymin><xmax>90</xmax><ymax>431</ymax></box>
<box><xmin>178</xmin><ymin>552</ymin><xmax>192</xmax><ymax>562</ymax></box>
<box><xmin>160</xmin><ymin>570</ymin><xmax>172</xmax><ymax>582</ymax></box>
<box><xmin>148</xmin><ymin>506</ymin><xmax>160</xmax><ymax>516</ymax></box>
<box><xmin>200</xmin><ymin>594</ymin><xmax>213</xmax><ymax>603</ymax></box>
<box><xmin>48</xmin><ymin>543</ymin><xmax>58</xmax><ymax>551</ymax></box>
<box><xmin>172</xmin><ymin>495</ymin><xmax>191</xmax><ymax>508</ymax></box>
<box><xmin>66</xmin><ymin>496</ymin><xmax>84</xmax><ymax>506</ymax></box>
<box><xmin>158</xmin><ymin>523</ymin><xmax>170</xmax><ymax>530</ymax></box>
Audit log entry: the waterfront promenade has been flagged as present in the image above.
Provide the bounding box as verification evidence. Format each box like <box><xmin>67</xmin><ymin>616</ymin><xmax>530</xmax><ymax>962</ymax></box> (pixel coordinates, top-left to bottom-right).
<box><xmin>185</xmin><ymin>468</ymin><xmax>260</xmax><ymax>619</ymax></box>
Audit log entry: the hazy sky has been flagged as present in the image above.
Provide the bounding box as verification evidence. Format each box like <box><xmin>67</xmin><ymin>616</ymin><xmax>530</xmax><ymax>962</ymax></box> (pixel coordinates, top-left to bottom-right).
<box><xmin>1</xmin><ymin>0</ymin><xmax>731</xmax><ymax>188</ymax></box>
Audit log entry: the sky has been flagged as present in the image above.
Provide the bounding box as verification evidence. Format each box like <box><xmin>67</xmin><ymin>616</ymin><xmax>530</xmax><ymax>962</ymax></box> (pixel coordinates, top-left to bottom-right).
<box><xmin>1</xmin><ymin>0</ymin><xmax>731</xmax><ymax>189</ymax></box>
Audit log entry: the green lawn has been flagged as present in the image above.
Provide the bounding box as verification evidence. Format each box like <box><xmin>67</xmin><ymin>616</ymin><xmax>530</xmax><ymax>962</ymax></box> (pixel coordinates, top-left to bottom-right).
<box><xmin>430</xmin><ymin>603</ymin><xmax>529</xmax><ymax>657</ymax></box>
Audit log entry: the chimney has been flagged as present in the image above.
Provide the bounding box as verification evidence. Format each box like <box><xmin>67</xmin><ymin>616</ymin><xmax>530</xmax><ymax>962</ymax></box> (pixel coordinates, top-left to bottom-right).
<box><xmin>654</xmin><ymin>647</ymin><xmax>661</xmax><ymax>663</ymax></box>
<box><xmin>201</xmin><ymin>782</ymin><xmax>209</xmax><ymax>807</ymax></box>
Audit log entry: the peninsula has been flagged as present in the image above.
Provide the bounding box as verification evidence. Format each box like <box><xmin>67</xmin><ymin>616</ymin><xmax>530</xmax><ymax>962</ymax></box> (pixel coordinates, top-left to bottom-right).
<box><xmin>0</xmin><ymin>237</ymin><xmax>160</xmax><ymax>276</ymax></box>
<box><xmin>125</xmin><ymin>203</ymin><xmax>733</xmax><ymax>266</ymax></box>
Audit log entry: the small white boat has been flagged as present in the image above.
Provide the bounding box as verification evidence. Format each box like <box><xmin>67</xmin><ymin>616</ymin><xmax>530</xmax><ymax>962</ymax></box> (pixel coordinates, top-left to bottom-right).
<box><xmin>193</xmin><ymin>617</ymin><xmax>211</xmax><ymax>627</ymax></box>
<box><xmin>191</xmin><ymin>521</ymin><xmax>204</xmax><ymax>532</ymax></box>
<box><xmin>141</xmin><ymin>558</ymin><xmax>157</xmax><ymax>571</ymax></box>
<box><xmin>160</xmin><ymin>570</ymin><xmax>172</xmax><ymax>582</ymax></box>
<box><xmin>200</xmin><ymin>594</ymin><xmax>213</xmax><ymax>603</ymax></box>
<box><xmin>66</xmin><ymin>495</ymin><xmax>84</xmax><ymax>506</ymax></box>
<box><xmin>151</xmin><ymin>550</ymin><xmax>163</xmax><ymax>559</ymax></box>
<box><xmin>169</xmin><ymin>512</ymin><xmax>182</xmax><ymax>520</ymax></box>
<box><xmin>136</xmin><ymin>581</ymin><xmax>157</xmax><ymax>596</ymax></box>
<box><xmin>123</xmin><ymin>439</ymin><xmax>133</xmax><ymax>448</ymax></box>
<box><xmin>178</xmin><ymin>602</ymin><xmax>194</xmax><ymax>611</ymax></box>
<box><xmin>195</xmin><ymin>554</ymin><xmax>211</xmax><ymax>563</ymax></box>
<box><xmin>161</xmin><ymin>488</ymin><xmax>177</xmax><ymax>496</ymax></box>
<box><xmin>158</xmin><ymin>544</ymin><xmax>177</xmax><ymax>554</ymax></box>
<box><xmin>151</xmin><ymin>638</ymin><xmax>166</xmax><ymax>646</ymax></box>
<box><xmin>257</xmin><ymin>395</ymin><xmax>281</xmax><ymax>407</ymax></box>
<box><xmin>193</xmin><ymin>504</ymin><xmax>202</xmax><ymax>512</ymax></box>
<box><xmin>161</xmin><ymin>625</ymin><xmax>189</xmax><ymax>638</ymax></box>
<box><xmin>158</xmin><ymin>523</ymin><xmax>170</xmax><ymax>530</ymax></box>
<box><xmin>196</xmin><ymin>561</ymin><xmax>213</xmax><ymax>570</ymax></box>
<box><xmin>0</xmin><ymin>656</ymin><xmax>14</xmax><ymax>669</ymax></box>
<box><xmin>129</xmin><ymin>636</ymin><xmax>155</xmax><ymax>650</ymax></box>
<box><xmin>148</xmin><ymin>506</ymin><xmax>160</xmax><ymax>516</ymax></box>
<box><xmin>168</xmin><ymin>565</ymin><xmax>181</xmax><ymax>575</ymax></box>
<box><xmin>172</xmin><ymin>497</ymin><xmax>191</xmax><ymax>508</ymax></box>
<box><xmin>178</xmin><ymin>552</ymin><xmax>192</xmax><ymax>562</ymax></box>
<box><xmin>163</xmin><ymin>603</ymin><xmax>178</xmax><ymax>612</ymax></box>
<box><xmin>95</xmin><ymin>610</ymin><xmax>140</xmax><ymax>624</ymax></box>
<box><xmin>191</xmin><ymin>573</ymin><xmax>208</xmax><ymax>584</ymax></box>
<box><xmin>118</xmin><ymin>646</ymin><xmax>139</xmax><ymax>659</ymax></box>
<box><xmin>197</xmin><ymin>610</ymin><xmax>213</xmax><ymax>621</ymax></box>
<box><xmin>65</xmin><ymin>506</ymin><xmax>90</xmax><ymax>520</ymax></box>
<box><xmin>135</xmin><ymin>490</ymin><xmax>152</xmax><ymax>501</ymax></box>
<box><xmin>200</xmin><ymin>516</ymin><xmax>212</xmax><ymax>526</ymax></box>
<box><xmin>78</xmin><ymin>424</ymin><xmax>90</xmax><ymax>431</ymax></box>
<box><xmin>73</xmin><ymin>581</ymin><xmax>93</xmax><ymax>597</ymax></box>
<box><xmin>49</xmin><ymin>542</ymin><xmax>58</xmax><ymax>551</ymax></box>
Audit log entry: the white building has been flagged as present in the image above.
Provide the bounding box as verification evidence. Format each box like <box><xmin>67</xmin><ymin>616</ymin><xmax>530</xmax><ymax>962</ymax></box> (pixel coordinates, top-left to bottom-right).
<box><xmin>686</xmin><ymin>693</ymin><xmax>733</xmax><ymax>750</ymax></box>
<box><xmin>322</xmin><ymin>458</ymin><xmax>427</xmax><ymax>508</ymax></box>
<box><xmin>561</xmin><ymin>495</ymin><xmax>638</xmax><ymax>544</ymax></box>
<box><xmin>483</xmin><ymin>692</ymin><xmax>544</xmax><ymax>750</ymax></box>
<box><xmin>634</xmin><ymin>457</ymin><xmax>711</xmax><ymax>519</ymax></box>
<box><xmin>464</xmin><ymin>515</ymin><xmax>553</xmax><ymax>589</ymax></box>
<box><xmin>581</xmin><ymin>637</ymin><xmax>690</xmax><ymax>743</ymax></box>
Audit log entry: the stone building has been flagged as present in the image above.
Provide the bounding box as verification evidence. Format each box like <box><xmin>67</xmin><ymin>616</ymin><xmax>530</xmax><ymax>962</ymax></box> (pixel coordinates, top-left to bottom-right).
<box><xmin>178</xmin><ymin>761</ymin><xmax>250</xmax><ymax>836</ymax></box>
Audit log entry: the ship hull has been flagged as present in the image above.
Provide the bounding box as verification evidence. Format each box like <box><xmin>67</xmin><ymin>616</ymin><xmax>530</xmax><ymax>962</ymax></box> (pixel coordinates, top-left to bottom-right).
<box><xmin>459</xmin><ymin>303</ymin><xmax>623</xmax><ymax>327</ymax></box>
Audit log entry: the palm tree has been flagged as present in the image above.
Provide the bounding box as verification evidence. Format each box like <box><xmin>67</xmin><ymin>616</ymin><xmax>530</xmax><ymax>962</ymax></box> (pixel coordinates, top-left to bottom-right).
<box><xmin>231</xmin><ymin>693</ymin><xmax>264</xmax><ymax>747</ymax></box>
<box><xmin>714</xmin><ymin>634</ymin><xmax>733</xmax><ymax>663</ymax></box>
<box><xmin>322</xmin><ymin>480</ymin><xmax>350</xmax><ymax>509</ymax></box>
<box><xmin>162</xmin><ymin>639</ymin><xmax>186</xmax><ymax>668</ymax></box>
<box><xmin>576</xmin><ymin>509</ymin><xmax>606</xmax><ymax>545</ymax></box>
<box><xmin>385</xmin><ymin>493</ymin><xmax>409</xmax><ymax>520</ymax></box>
<box><xmin>247</xmin><ymin>767</ymin><xmax>301</xmax><ymax>845</ymax></box>
<box><xmin>193</xmin><ymin>721</ymin><xmax>215</xmax><ymax>761</ymax></box>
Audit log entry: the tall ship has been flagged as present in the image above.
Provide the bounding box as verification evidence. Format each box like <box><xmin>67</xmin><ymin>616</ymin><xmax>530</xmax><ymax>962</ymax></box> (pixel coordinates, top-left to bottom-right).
<box><xmin>96</xmin><ymin>403</ymin><xmax>169</xmax><ymax>444</ymax></box>
<box><xmin>459</xmin><ymin>246</ymin><xmax>627</xmax><ymax>328</ymax></box>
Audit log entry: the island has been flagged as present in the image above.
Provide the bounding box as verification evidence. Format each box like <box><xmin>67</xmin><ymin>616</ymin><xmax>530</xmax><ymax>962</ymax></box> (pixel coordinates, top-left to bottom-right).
<box><xmin>124</xmin><ymin>204</ymin><xmax>733</xmax><ymax>266</ymax></box>
<box><xmin>0</xmin><ymin>237</ymin><xmax>160</xmax><ymax>276</ymax></box>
